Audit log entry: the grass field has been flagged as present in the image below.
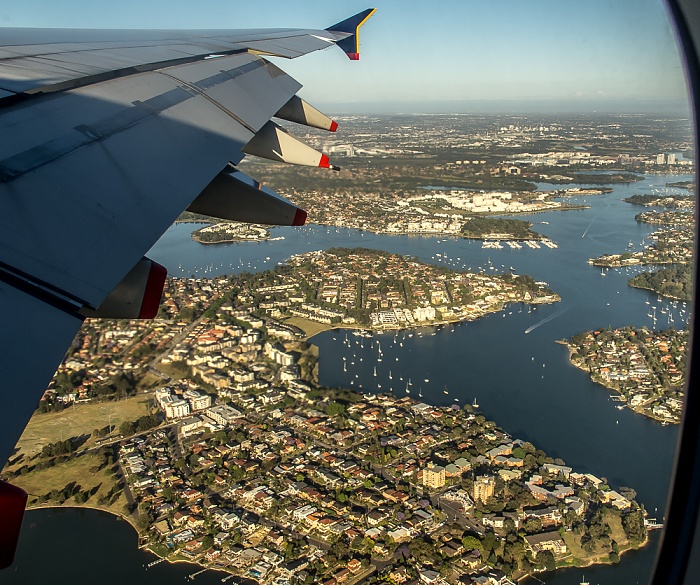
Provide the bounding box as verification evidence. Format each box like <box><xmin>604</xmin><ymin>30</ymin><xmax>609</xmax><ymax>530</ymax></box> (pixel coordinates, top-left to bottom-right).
<box><xmin>13</xmin><ymin>394</ymin><xmax>154</xmax><ymax>458</ymax></box>
<box><xmin>561</xmin><ymin>510</ymin><xmax>634</xmax><ymax>565</ymax></box>
<box><xmin>10</xmin><ymin>452</ymin><xmax>130</xmax><ymax>517</ymax></box>
<box><xmin>283</xmin><ymin>316</ymin><xmax>333</xmax><ymax>339</ymax></box>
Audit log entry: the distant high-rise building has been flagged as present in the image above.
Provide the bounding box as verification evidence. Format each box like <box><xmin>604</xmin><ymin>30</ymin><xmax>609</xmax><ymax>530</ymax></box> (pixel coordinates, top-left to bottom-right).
<box><xmin>423</xmin><ymin>462</ymin><xmax>446</xmax><ymax>489</ymax></box>
<box><xmin>668</xmin><ymin>153</ymin><xmax>677</xmax><ymax>165</ymax></box>
<box><xmin>657</xmin><ymin>153</ymin><xmax>667</xmax><ymax>164</ymax></box>
<box><xmin>473</xmin><ymin>475</ymin><xmax>496</xmax><ymax>503</ymax></box>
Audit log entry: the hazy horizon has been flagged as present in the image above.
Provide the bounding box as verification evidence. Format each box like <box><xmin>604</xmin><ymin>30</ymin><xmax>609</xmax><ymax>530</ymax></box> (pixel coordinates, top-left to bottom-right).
<box><xmin>318</xmin><ymin>98</ymin><xmax>693</xmax><ymax>117</ymax></box>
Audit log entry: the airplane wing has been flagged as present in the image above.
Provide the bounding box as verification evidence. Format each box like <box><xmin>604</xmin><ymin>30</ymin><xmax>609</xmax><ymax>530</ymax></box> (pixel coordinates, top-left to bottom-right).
<box><xmin>0</xmin><ymin>8</ymin><xmax>375</xmax><ymax>568</ymax></box>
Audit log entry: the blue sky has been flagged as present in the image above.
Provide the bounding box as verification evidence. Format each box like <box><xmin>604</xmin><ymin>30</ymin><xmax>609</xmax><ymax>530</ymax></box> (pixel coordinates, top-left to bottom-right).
<box><xmin>1</xmin><ymin>0</ymin><xmax>691</xmax><ymax>114</ymax></box>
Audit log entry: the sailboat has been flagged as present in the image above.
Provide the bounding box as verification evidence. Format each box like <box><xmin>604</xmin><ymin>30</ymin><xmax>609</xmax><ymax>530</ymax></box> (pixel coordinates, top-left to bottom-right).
<box><xmin>580</xmin><ymin>576</ymin><xmax>590</xmax><ymax>585</ymax></box>
<box><xmin>473</xmin><ymin>397</ymin><xmax>479</xmax><ymax>408</ymax></box>
<box><xmin>388</xmin><ymin>370</ymin><xmax>392</xmax><ymax>380</ymax></box>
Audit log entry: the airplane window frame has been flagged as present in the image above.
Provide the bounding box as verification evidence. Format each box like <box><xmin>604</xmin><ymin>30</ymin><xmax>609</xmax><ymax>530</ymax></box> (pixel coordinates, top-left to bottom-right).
<box><xmin>651</xmin><ymin>2</ymin><xmax>700</xmax><ymax>584</ymax></box>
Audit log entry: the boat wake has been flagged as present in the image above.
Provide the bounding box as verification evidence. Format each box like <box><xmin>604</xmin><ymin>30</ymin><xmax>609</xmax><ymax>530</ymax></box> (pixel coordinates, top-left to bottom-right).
<box><xmin>581</xmin><ymin>216</ymin><xmax>598</xmax><ymax>238</ymax></box>
<box><xmin>525</xmin><ymin>308</ymin><xmax>569</xmax><ymax>334</ymax></box>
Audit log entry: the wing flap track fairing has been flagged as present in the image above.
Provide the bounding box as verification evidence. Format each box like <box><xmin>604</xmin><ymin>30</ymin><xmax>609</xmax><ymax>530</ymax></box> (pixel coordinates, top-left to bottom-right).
<box><xmin>242</xmin><ymin>120</ymin><xmax>340</xmax><ymax>170</ymax></box>
<box><xmin>188</xmin><ymin>167</ymin><xmax>307</xmax><ymax>226</ymax></box>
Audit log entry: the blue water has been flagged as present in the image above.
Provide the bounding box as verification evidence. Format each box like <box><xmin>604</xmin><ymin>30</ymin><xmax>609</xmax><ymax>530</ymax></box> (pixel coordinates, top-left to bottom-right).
<box><xmin>2</xmin><ymin>174</ymin><xmax>691</xmax><ymax>585</ymax></box>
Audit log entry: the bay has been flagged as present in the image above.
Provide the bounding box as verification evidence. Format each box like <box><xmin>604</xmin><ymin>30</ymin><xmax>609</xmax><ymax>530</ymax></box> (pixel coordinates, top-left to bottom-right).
<box><xmin>1</xmin><ymin>173</ymin><xmax>690</xmax><ymax>585</ymax></box>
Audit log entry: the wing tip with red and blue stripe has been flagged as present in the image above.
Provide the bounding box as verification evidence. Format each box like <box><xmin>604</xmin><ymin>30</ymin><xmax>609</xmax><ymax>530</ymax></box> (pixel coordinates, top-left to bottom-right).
<box><xmin>326</xmin><ymin>8</ymin><xmax>376</xmax><ymax>60</ymax></box>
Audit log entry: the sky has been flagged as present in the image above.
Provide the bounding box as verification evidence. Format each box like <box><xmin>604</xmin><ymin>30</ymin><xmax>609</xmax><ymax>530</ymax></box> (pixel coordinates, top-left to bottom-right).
<box><xmin>0</xmin><ymin>0</ymin><xmax>692</xmax><ymax>114</ymax></box>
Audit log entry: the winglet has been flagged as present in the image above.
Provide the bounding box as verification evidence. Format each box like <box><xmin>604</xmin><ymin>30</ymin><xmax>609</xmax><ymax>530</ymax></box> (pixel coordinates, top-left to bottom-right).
<box><xmin>326</xmin><ymin>8</ymin><xmax>376</xmax><ymax>60</ymax></box>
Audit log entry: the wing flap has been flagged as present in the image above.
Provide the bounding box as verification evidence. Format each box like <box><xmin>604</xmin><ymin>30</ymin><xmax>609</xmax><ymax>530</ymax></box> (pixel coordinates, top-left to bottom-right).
<box><xmin>0</xmin><ymin>52</ymin><xmax>301</xmax><ymax>311</ymax></box>
<box><xmin>188</xmin><ymin>168</ymin><xmax>307</xmax><ymax>226</ymax></box>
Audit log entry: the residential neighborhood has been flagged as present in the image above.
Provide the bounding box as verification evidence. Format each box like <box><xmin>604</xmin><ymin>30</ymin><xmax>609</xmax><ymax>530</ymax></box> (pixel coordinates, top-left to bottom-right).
<box><xmin>2</xmin><ymin>248</ymin><xmax>649</xmax><ymax>585</ymax></box>
<box><xmin>567</xmin><ymin>326</ymin><xmax>688</xmax><ymax>423</ymax></box>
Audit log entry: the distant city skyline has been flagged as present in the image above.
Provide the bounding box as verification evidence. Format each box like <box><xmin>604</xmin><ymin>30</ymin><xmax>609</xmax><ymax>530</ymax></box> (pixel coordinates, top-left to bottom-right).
<box><xmin>1</xmin><ymin>0</ymin><xmax>691</xmax><ymax>115</ymax></box>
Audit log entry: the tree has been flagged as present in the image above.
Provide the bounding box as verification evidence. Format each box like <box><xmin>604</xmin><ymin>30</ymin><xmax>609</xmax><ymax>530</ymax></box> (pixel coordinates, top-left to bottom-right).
<box><xmin>119</xmin><ymin>420</ymin><xmax>135</xmax><ymax>436</ymax></box>
<box><xmin>326</xmin><ymin>401</ymin><xmax>346</xmax><ymax>416</ymax></box>
<box><xmin>462</xmin><ymin>535</ymin><xmax>481</xmax><ymax>551</ymax></box>
<box><xmin>481</xmin><ymin>531</ymin><xmax>497</xmax><ymax>553</ymax></box>
<box><xmin>137</xmin><ymin>511</ymin><xmax>153</xmax><ymax>531</ymax></box>
<box><xmin>535</xmin><ymin>550</ymin><xmax>555</xmax><ymax>571</ymax></box>
<box><xmin>622</xmin><ymin>509</ymin><xmax>646</xmax><ymax>543</ymax></box>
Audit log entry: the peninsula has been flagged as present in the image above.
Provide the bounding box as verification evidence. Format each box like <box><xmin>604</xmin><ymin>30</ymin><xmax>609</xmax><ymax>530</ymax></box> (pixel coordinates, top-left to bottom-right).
<box><xmin>589</xmin><ymin>227</ymin><xmax>693</xmax><ymax>267</ymax></box>
<box><xmin>566</xmin><ymin>326</ymin><xmax>688</xmax><ymax>424</ymax></box>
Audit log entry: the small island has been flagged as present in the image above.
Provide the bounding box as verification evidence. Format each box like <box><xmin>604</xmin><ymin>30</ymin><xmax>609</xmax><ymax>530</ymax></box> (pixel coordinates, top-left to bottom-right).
<box><xmin>192</xmin><ymin>222</ymin><xmax>270</xmax><ymax>244</ymax></box>
<box><xmin>565</xmin><ymin>326</ymin><xmax>688</xmax><ymax>424</ymax></box>
<box><xmin>554</xmin><ymin>187</ymin><xmax>613</xmax><ymax>196</ymax></box>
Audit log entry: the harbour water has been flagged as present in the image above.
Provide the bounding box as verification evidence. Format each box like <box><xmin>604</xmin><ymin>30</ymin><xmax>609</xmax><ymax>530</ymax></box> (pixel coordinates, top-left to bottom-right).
<box><xmin>1</xmin><ymin>174</ymin><xmax>691</xmax><ymax>585</ymax></box>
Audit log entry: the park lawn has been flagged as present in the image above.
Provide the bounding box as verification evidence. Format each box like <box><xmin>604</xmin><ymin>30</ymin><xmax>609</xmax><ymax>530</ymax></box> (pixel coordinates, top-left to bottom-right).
<box><xmin>10</xmin><ymin>452</ymin><xmax>129</xmax><ymax>516</ymax></box>
<box><xmin>562</xmin><ymin>530</ymin><xmax>610</xmax><ymax>562</ymax></box>
<box><xmin>605</xmin><ymin>512</ymin><xmax>630</xmax><ymax>547</ymax></box>
<box><xmin>561</xmin><ymin>510</ymin><xmax>634</xmax><ymax>564</ymax></box>
<box><xmin>13</xmin><ymin>395</ymin><xmax>153</xmax><ymax>458</ymax></box>
<box><xmin>283</xmin><ymin>316</ymin><xmax>333</xmax><ymax>339</ymax></box>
